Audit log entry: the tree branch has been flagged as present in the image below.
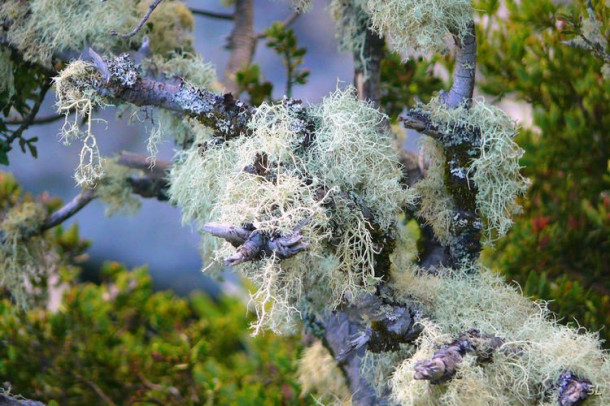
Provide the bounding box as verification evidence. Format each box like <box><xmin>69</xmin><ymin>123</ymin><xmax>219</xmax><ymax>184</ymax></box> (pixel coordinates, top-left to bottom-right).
<box><xmin>202</xmin><ymin>222</ymin><xmax>309</xmax><ymax>266</ymax></box>
<box><xmin>223</xmin><ymin>0</ymin><xmax>256</xmax><ymax>95</ymax></box>
<box><xmin>442</xmin><ymin>22</ymin><xmax>477</xmax><ymax>108</ymax></box>
<box><xmin>0</xmin><ymin>392</ymin><xmax>45</xmax><ymax>406</ymax></box>
<box><xmin>86</xmin><ymin>50</ymin><xmax>254</xmax><ymax>139</ymax></box>
<box><xmin>189</xmin><ymin>9</ymin><xmax>234</xmax><ymax>21</ymax></box>
<box><xmin>110</xmin><ymin>0</ymin><xmax>164</xmax><ymax>39</ymax></box>
<box><xmin>40</xmin><ymin>189</ymin><xmax>97</xmax><ymax>232</ymax></box>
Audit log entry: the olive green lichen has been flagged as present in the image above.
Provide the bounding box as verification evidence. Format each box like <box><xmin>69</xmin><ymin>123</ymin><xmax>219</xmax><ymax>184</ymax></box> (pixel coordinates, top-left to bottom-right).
<box><xmin>0</xmin><ymin>202</ymin><xmax>48</xmax><ymax>308</ymax></box>
<box><xmin>365</xmin><ymin>0</ymin><xmax>473</xmax><ymax>59</ymax></box>
<box><xmin>169</xmin><ymin>87</ymin><xmax>411</xmax><ymax>334</ymax></box>
<box><xmin>412</xmin><ymin>135</ymin><xmax>454</xmax><ymax>244</ymax></box>
<box><xmin>298</xmin><ymin>340</ymin><xmax>351</xmax><ymax>403</ymax></box>
<box><xmin>424</xmin><ymin>97</ymin><xmax>530</xmax><ymax>240</ymax></box>
<box><xmin>0</xmin><ymin>48</ymin><xmax>15</xmax><ymax>97</ymax></box>
<box><xmin>0</xmin><ymin>0</ymin><xmax>194</xmax><ymax>67</ymax></box>
<box><xmin>389</xmin><ymin>265</ymin><xmax>610</xmax><ymax>405</ymax></box>
<box><xmin>54</xmin><ymin>61</ymin><xmax>107</xmax><ymax>187</ymax></box>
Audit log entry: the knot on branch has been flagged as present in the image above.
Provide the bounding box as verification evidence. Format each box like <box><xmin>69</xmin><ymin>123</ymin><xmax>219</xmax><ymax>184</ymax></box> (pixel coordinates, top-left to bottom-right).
<box><xmin>202</xmin><ymin>222</ymin><xmax>309</xmax><ymax>266</ymax></box>
<box><xmin>558</xmin><ymin>372</ymin><xmax>592</xmax><ymax>406</ymax></box>
<box><xmin>414</xmin><ymin>329</ymin><xmax>504</xmax><ymax>384</ymax></box>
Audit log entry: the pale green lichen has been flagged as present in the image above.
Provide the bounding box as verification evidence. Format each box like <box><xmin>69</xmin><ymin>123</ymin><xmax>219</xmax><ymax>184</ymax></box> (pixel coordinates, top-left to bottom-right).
<box><xmin>145</xmin><ymin>52</ymin><xmax>218</xmax><ymax>89</ymax></box>
<box><xmin>389</xmin><ymin>265</ymin><xmax>610</xmax><ymax>405</ymax></box>
<box><xmin>365</xmin><ymin>0</ymin><xmax>473</xmax><ymax>59</ymax></box>
<box><xmin>93</xmin><ymin>159</ymin><xmax>141</xmax><ymax>217</ymax></box>
<box><xmin>0</xmin><ymin>0</ymin><xmax>194</xmax><ymax>67</ymax></box>
<box><xmin>298</xmin><ymin>340</ymin><xmax>351</xmax><ymax>404</ymax></box>
<box><xmin>0</xmin><ymin>202</ymin><xmax>49</xmax><ymax>308</ymax></box>
<box><xmin>424</xmin><ymin>97</ymin><xmax>530</xmax><ymax>241</ymax></box>
<box><xmin>412</xmin><ymin>135</ymin><xmax>454</xmax><ymax>244</ymax></box>
<box><xmin>53</xmin><ymin>61</ymin><xmax>107</xmax><ymax>187</ymax></box>
<box><xmin>328</xmin><ymin>0</ymin><xmax>371</xmax><ymax>73</ymax></box>
<box><xmin>169</xmin><ymin>87</ymin><xmax>411</xmax><ymax>334</ymax></box>
<box><xmin>0</xmin><ymin>47</ymin><xmax>15</xmax><ymax>97</ymax></box>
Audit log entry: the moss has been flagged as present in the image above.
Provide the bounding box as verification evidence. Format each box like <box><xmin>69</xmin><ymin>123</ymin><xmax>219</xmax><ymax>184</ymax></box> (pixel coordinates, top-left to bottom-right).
<box><xmin>0</xmin><ymin>0</ymin><xmax>194</xmax><ymax>67</ymax></box>
<box><xmin>365</xmin><ymin>0</ymin><xmax>473</xmax><ymax>59</ymax></box>
<box><xmin>298</xmin><ymin>341</ymin><xmax>351</xmax><ymax>403</ymax></box>
<box><xmin>0</xmin><ymin>202</ymin><xmax>49</xmax><ymax>308</ymax></box>
<box><xmin>389</xmin><ymin>265</ymin><xmax>610</xmax><ymax>405</ymax></box>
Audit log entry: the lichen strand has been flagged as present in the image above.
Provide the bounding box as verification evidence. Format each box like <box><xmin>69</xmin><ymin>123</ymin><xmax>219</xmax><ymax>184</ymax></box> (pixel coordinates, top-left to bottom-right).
<box><xmin>169</xmin><ymin>87</ymin><xmax>411</xmax><ymax>334</ymax></box>
<box><xmin>0</xmin><ymin>202</ymin><xmax>49</xmax><ymax>308</ymax></box>
<box><xmin>53</xmin><ymin>61</ymin><xmax>107</xmax><ymax>187</ymax></box>
<box><xmin>0</xmin><ymin>0</ymin><xmax>194</xmax><ymax>67</ymax></box>
<box><xmin>388</xmin><ymin>265</ymin><xmax>610</xmax><ymax>405</ymax></box>
<box><xmin>329</xmin><ymin>0</ymin><xmax>372</xmax><ymax>72</ymax></box>
<box><xmin>424</xmin><ymin>97</ymin><xmax>530</xmax><ymax>241</ymax></box>
<box><xmin>365</xmin><ymin>0</ymin><xmax>473</xmax><ymax>59</ymax></box>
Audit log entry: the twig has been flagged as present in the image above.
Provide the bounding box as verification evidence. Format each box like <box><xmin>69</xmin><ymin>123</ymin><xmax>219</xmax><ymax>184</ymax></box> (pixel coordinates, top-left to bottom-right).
<box><xmin>41</xmin><ymin>189</ymin><xmax>97</xmax><ymax>232</ymax></box>
<box><xmin>189</xmin><ymin>8</ymin><xmax>234</xmax><ymax>20</ymax></box>
<box><xmin>111</xmin><ymin>0</ymin><xmax>164</xmax><ymax>39</ymax></box>
<box><xmin>5</xmin><ymin>113</ymin><xmax>63</xmax><ymax>126</ymax></box>
<box><xmin>5</xmin><ymin>80</ymin><xmax>52</xmax><ymax>145</ymax></box>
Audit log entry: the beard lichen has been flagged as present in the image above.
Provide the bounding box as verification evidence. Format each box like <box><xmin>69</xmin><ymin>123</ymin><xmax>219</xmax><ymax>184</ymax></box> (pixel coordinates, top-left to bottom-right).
<box><xmin>169</xmin><ymin>86</ymin><xmax>411</xmax><ymax>334</ymax></box>
<box><xmin>93</xmin><ymin>159</ymin><xmax>141</xmax><ymax>217</ymax></box>
<box><xmin>423</xmin><ymin>97</ymin><xmax>530</xmax><ymax>241</ymax></box>
<box><xmin>388</xmin><ymin>265</ymin><xmax>610</xmax><ymax>405</ymax></box>
<box><xmin>0</xmin><ymin>202</ymin><xmax>48</xmax><ymax>308</ymax></box>
<box><xmin>365</xmin><ymin>0</ymin><xmax>472</xmax><ymax>59</ymax></box>
<box><xmin>0</xmin><ymin>0</ymin><xmax>195</xmax><ymax>67</ymax></box>
<box><xmin>54</xmin><ymin>60</ymin><xmax>107</xmax><ymax>187</ymax></box>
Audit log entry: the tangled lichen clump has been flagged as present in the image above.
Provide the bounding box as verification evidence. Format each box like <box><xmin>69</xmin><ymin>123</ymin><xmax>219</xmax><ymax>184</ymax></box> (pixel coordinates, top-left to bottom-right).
<box><xmin>93</xmin><ymin>159</ymin><xmax>141</xmax><ymax>217</ymax></box>
<box><xmin>388</xmin><ymin>265</ymin><xmax>610</xmax><ymax>405</ymax></box>
<box><xmin>0</xmin><ymin>0</ymin><xmax>194</xmax><ymax>67</ymax></box>
<box><xmin>298</xmin><ymin>340</ymin><xmax>351</xmax><ymax>403</ymax></box>
<box><xmin>328</xmin><ymin>0</ymin><xmax>371</xmax><ymax>69</ymax></box>
<box><xmin>0</xmin><ymin>202</ymin><xmax>48</xmax><ymax>308</ymax></box>
<box><xmin>169</xmin><ymin>87</ymin><xmax>410</xmax><ymax>333</ymax></box>
<box><xmin>424</xmin><ymin>97</ymin><xmax>530</xmax><ymax>240</ymax></box>
<box><xmin>54</xmin><ymin>61</ymin><xmax>107</xmax><ymax>187</ymax></box>
<box><xmin>365</xmin><ymin>0</ymin><xmax>472</xmax><ymax>59</ymax></box>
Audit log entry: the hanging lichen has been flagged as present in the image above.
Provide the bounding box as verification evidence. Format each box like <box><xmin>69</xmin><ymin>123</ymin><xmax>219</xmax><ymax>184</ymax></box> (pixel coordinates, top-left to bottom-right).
<box><xmin>169</xmin><ymin>86</ymin><xmax>412</xmax><ymax>334</ymax></box>
<box><xmin>0</xmin><ymin>47</ymin><xmax>15</xmax><ymax>97</ymax></box>
<box><xmin>365</xmin><ymin>0</ymin><xmax>472</xmax><ymax>59</ymax></box>
<box><xmin>93</xmin><ymin>159</ymin><xmax>141</xmax><ymax>217</ymax></box>
<box><xmin>0</xmin><ymin>202</ymin><xmax>48</xmax><ymax>308</ymax></box>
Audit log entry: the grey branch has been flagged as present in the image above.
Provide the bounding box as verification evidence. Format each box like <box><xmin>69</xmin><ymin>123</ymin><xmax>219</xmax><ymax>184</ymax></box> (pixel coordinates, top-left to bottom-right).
<box><xmin>0</xmin><ymin>392</ymin><xmax>45</xmax><ymax>406</ymax></box>
<box><xmin>223</xmin><ymin>0</ymin><xmax>256</xmax><ymax>95</ymax></box>
<box><xmin>442</xmin><ymin>22</ymin><xmax>477</xmax><ymax>108</ymax></box>
<box><xmin>202</xmin><ymin>222</ymin><xmax>309</xmax><ymax>266</ymax></box>
<box><xmin>414</xmin><ymin>329</ymin><xmax>504</xmax><ymax>384</ymax></box>
<box><xmin>110</xmin><ymin>0</ymin><xmax>164</xmax><ymax>39</ymax></box>
<box><xmin>189</xmin><ymin>9</ymin><xmax>234</xmax><ymax>20</ymax></box>
<box><xmin>86</xmin><ymin>50</ymin><xmax>254</xmax><ymax>139</ymax></box>
<box><xmin>41</xmin><ymin>189</ymin><xmax>97</xmax><ymax>232</ymax></box>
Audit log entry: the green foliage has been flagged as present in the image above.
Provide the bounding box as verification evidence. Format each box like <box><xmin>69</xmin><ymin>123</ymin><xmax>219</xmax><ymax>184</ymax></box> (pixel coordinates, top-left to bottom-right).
<box><xmin>0</xmin><ymin>46</ymin><xmax>50</xmax><ymax>165</ymax></box>
<box><xmin>0</xmin><ymin>263</ymin><xmax>311</xmax><ymax>405</ymax></box>
<box><xmin>477</xmin><ymin>0</ymin><xmax>610</xmax><ymax>343</ymax></box>
<box><xmin>379</xmin><ymin>51</ymin><xmax>444</xmax><ymax>122</ymax></box>
<box><xmin>263</xmin><ymin>23</ymin><xmax>310</xmax><ymax>98</ymax></box>
<box><xmin>236</xmin><ymin>64</ymin><xmax>273</xmax><ymax>106</ymax></box>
